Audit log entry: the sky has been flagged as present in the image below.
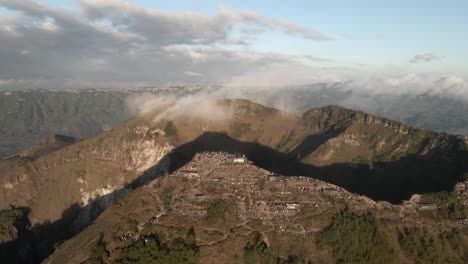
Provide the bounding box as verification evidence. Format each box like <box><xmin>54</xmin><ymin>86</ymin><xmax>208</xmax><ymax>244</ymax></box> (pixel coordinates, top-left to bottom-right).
<box><xmin>0</xmin><ymin>0</ymin><xmax>467</xmax><ymax>97</ymax></box>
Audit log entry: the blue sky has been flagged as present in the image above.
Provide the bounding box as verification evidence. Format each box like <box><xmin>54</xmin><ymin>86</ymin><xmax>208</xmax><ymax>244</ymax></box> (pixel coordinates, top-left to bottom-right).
<box><xmin>1</xmin><ymin>0</ymin><xmax>467</xmax><ymax>91</ymax></box>
<box><xmin>38</xmin><ymin>0</ymin><xmax>467</xmax><ymax>76</ymax></box>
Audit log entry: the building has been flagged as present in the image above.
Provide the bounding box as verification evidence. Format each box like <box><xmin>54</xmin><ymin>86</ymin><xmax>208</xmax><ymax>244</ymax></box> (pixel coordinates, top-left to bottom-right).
<box><xmin>286</xmin><ymin>203</ymin><xmax>300</xmax><ymax>210</ymax></box>
<box><xmin>418</xmin><ymin>203</ymin><xmax>437</xmax><ymax>210</ymax></box>
<box><xmin>212</xmin><ymin>177</ymin><xmax>225</xmax><ymax>183</ymax></box>
<box><xmin>268</xmin><ymin>173</ymin><xmax>283</xmax><ymax>181</ymax></box>
<box><xmin>233</xmin><ymin>156</ymin><xmax>247</xmax><ymax>163</ymax></box>
<box><xmin>453</xmin><ymin>218</ymin><xmax>468</xmax><ymax>225</ymax></box>
<box><xmin>194</xmin><ymin>193</ymin><xmax>206</xmax><ymax>202</ymax></box>
<box><xmin>323</xmin><ymin>187</ymin><xmax>338</xmax><ymax>193</ymax></box>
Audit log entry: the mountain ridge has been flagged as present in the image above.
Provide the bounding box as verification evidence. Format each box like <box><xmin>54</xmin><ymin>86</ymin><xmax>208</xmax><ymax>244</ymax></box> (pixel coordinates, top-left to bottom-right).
<box><xmin>0</xmin><ymin>99</ymin><xmax>467</xmax><ymax>262</ymax></box>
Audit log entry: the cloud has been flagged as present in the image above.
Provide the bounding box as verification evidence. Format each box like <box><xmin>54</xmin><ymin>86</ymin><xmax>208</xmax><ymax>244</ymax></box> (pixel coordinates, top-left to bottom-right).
<box><xmin>0</xmin><ymin>0</ymin><xmax>331</xmax><ymax>89</ymax></box>
<box><xmin>216</xmin><ymin>6</ymin><xmax>331</xmax><ymax>41</ymax></box>
<box><xmin>125</xmin><ymin>91</ymin><xmax>234</xmax><ymax>123</ymax></box>
<box><xmin>184</xmin><ymin>71</ymin><xmax>202</xmax><ymax>77</ymax></box>
<box><xmin>410</xmin><ymin>53</ymin><xmax>443</xmax><ymax>63</ymax></box>
<box><xmin>0</xmin><ymin>0</ymin><xmax>467</xmax><ymax>105</ymax></box>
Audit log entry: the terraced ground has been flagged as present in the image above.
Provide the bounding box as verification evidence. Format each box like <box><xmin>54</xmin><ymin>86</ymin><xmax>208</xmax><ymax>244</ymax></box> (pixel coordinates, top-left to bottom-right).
<box><xmin>45</xmin><ymin>152</ymin><xmax>468</xmax><ymax>264</ymax></box>
<box><xmin>0</xmin><ymin>99</ymin><xmax>467</xmax><ymax>263</ymax></box>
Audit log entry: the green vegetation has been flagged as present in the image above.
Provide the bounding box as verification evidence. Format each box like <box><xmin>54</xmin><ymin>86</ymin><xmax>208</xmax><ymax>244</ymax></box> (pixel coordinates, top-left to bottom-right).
<box><xmin>351</xmin><ymin>155</ymin><xmax>372</xmax><ymax>166</ymax></box>
<box><xmin>231</xmin><ymin>122</ymin><xmax>252</xmax><ymax>138</ymax></box>
<box><xmin>448</xmin><ymin>201</ymin><xmax>468</xmax><ymax>219</ymax></box>
<box><xmin>399</xmin><ymin>228</ymin><xmax>467</xmax><ymax>264</ymax></box>
<box><xmin>0</xmin><ymin>209</ymin><xmax>24</xmax><ymax>235</ymax></box>
<box><xmin>244</xmin><ymin>234</ymin><xmax>311</xmax><ymax>264</ymax></box>
<box><xmin>276</xmin><ymin>129</ymin><xmax>295</xmax><ymax>151</ymax></box>
<box><xmin>87</xmin><ymin>235</ymin><xmax>107</xmax><ymax>264</ymax></box>
<box><xmin>164</xmin><ymin>121</ymin><xmax>177</xmax><ymax>138</ymax></box>
<box><xmin>117</xmin><ymin>229</ymin><xmax>199</xmax><ymax>264</ymax></box>
<box><xmin>244</xmin><ymin>235</ymin><xmax>275</xmax><ymax>264</ymax></box>
<box><xmin>162</xmin><ymin>187</ymin><xmax>174</xmax><ymax>212</ymax></box>
<box><xmin>317</xmin><ymin>210</ymin><xmax>399</xmax><ymax>264</ymax></box>
<box><xmin>455</xmin><ymin>139</ymin><xmax>468</xmax><ymax>152</ymax></box>
<box><xmin>420</xmin><ymin>191</ymin><xmax>456</xmax><ymax>204</ymax></box>
<box><xmin>406</xmin><ymin>130</ymin><xmax>428</xmax><ymax>155</ymax></box>
<box><xmin>205</xmin><ymin>199</ymin><xmax>226</xmax><ymax>221</ymax></box>
<box><xmin>116</xmin><ymin>192</ymin><xmax>131</xmax><ymax>206</ymax></box>
<box><xmin>0</xmin><ymin>90</ymin><xmax>135</xmax><ymax>157</ymax></box>
<box><xmin>421</xmin><ymin>191</ymin><xmax>468</xmax><ymax>219</ymax></box>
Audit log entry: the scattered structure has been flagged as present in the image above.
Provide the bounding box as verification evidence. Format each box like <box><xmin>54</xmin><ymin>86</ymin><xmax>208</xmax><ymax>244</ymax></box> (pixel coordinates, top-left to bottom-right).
<box><xmin>453</xmin><ymin>218</ymin><xmax>468</xmax><ymax>225</ymax></box>
<box><xmin>418</xmin><ymin>203</ymin><xmax>437</xmax><ymax>210</ymax></box>
<box><xmin>233</xmin><ymin>155</ymin><xmax>247</xmax><ymax>163</ymax></box>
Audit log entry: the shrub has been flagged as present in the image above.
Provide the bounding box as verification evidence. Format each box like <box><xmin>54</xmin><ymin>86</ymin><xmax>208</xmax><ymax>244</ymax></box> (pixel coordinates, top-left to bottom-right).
<box><xmin>0</xmin><ymin>209</ymin><xmax>24</xmax><ymax>235</ymax></box>
<box><xmin>244</xmin><ymin>234</ymin><xmax>311</xmax><ymax>264</ymax></box>
<box><xmin>117</xmin><ymin>229</ymin><xmax>199</xmax><ymax>264</ymax></box>
<box><xmin>87</xmin><ymin>235</ymin><xmax>107</xmax><ymax>264</ymax></box>
<box><xmin>244</xmin><ymin>234</ymin><xmax>276</xmax><ymax>264</ymax></box>
<box><xmin>317</xmin><ymin>210</ymin><xmax>399</xmax><ymax>264</ymax></box>
<box><xmin>162</xmin><ymin>187</ymin><xmax>174</xmax><ymax>212</ymax></box>
<box><xmin>420</xmin><ymin>191</ymin><xmax>456</xmax><ymax>204</ymax></box>
<box><xmin>399</xmin><ymin>228</ymin><xmax>467</xmax><ymax>264</ymax></box>
<box><xmin>231</xmin><ymin>122</ymin><xmax>252</xmax><ymax>138</ymax></box>
<box><xmin>276</xmin><ymin>129</ymin><xmax>295</xmax><ymax>151</ymax></box>
<box><xmin>164</xmin><ymin>121</ymin><xmax>177</xmax><ymax>138</ymax></box>
<box><xmin>205</xmin><ymin>199</ymin><xmax>226</xmax><ymax>221</ymax></box>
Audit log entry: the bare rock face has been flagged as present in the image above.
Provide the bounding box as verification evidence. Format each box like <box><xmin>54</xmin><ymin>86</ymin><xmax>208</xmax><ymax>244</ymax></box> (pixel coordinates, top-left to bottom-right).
<box><xmin>0</xmin><ymin>123</ymin><xmax>175</xmax><ymax>228</ymax></box>
<box><xmin>0</xmin><ymin>99</ymin><xmax>467</xmax><ymax>263</ymax></box>
<box><xmin>0</xmin><ymin>101</ymin><xmax>465</xmax><ymax>222</ymax></box>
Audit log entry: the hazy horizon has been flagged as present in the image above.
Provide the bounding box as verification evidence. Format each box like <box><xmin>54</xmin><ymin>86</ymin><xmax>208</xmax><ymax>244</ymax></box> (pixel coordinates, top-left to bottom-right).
<box><xmin>0</xmin><ymin>0</ymin><xmax>467</xmax><ymax>102</ymax></box>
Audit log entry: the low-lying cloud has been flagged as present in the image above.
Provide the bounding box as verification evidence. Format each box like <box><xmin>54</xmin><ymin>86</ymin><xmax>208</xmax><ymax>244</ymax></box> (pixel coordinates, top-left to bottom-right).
<box><xmin>126</xmin><ymin>92</ymin><xmax>233</xmax><ymax>123</ymax></box>
<box><xmin>1</xmin><ymin>0</ymin><xmax>467</xmax><ymax>104</ymax></box>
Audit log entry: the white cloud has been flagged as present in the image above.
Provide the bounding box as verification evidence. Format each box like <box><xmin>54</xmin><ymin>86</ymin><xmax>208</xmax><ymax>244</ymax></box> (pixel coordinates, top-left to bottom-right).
<box><xmin>0</xmin><ymin>0</ymin><xmax>467</xmax><ymax>104</ymax></box>
<box><xmin>410</xmin><ymin>53</ymin><xmax>443</xmax><ymax>63</ymax></box>
<box><xmin>0</xmin><ymin>0</ymin><xmax>330</xmax><ymax>89</ymax></box>
<box><xmin>184</xmin><ymin>71</ymin><xmax>202</xmax><ymax>77</ymax></box>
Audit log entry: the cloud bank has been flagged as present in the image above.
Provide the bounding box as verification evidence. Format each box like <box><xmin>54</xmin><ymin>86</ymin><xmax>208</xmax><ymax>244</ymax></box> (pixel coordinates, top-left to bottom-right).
<box><xmin>0</xmin><ymin>0</ymin><xmax>329</xmax><ymax>89</ymax></box>
<box><xmin>0</xmin><ymin>0</ymin><xmax>467</xmax><ymax>103</ymax></box>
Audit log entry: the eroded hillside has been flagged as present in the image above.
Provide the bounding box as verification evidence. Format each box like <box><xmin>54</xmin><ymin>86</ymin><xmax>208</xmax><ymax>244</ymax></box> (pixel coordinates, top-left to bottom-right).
<box><xmin>45</xmin><ymin>152</ymin><xmax>468</xmax><ymax>263</ymax></box>
<box><xmin>0</xmin><ymin>99</ymin><xmax>467</xmax><ymax>262</ymax></box>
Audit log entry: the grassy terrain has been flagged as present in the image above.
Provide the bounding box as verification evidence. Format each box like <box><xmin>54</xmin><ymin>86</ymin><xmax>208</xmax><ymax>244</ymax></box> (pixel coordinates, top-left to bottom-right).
<box><xmin>275</xmin><ymin>129</ymin><xmax>295</xmax><ymax>151</ymax></box>
<box><xmin>317</xmin><ymin>210</ymin><xmax>399</xmax><ymax>264</ymax></box>
<box><xmin>162</xmin><ymin>187</ymin><xmax>174</xmax><ymax>212</ymax></box>
<box><xmin>164</xmin><ymin>121</ymin><xmax>178</xmax><ymax>138</ymax></box>
<box><xmin>399</xmin><ymin>228</ymin><xmax>467</xmax><ymax>264</ymax></box>
<box><xmin>421</xmin><ymin>191</ymin><xmax>468</xmax><ymax>220</ymax></box>
<box><xmin>117</xmin><ymin>229</ymin><xmax>199</xmax><ymax>264</ymax></box>
<box><xmin>205</xmin><ymin>199</ymin><xmax>226</xmax><ymax>222</ymax></box>
<box><xmin>230</xmin><ymin>122</ymin><xmax>252</xmax><ymax>138</ymax></box>
<box><xmin>0</xmin><ymin>209</ymin><xmax>24</xmax><ymax>235</ymax></box>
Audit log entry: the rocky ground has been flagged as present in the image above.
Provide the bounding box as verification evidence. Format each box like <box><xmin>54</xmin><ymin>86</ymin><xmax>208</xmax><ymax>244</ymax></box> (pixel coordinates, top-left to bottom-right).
<box><xmin>45</xmin><ymin>152</ymin><xmax>468</xmax><ymax>263</ymax></box>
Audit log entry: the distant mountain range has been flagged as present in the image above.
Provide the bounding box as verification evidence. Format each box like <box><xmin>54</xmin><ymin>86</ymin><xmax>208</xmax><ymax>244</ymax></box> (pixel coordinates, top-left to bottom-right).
<box><xmin>0</xmin><ymin>99</ymin><xmax>466</xmax><ymax>263</ymax></box>
<box><xmin>0</xmin><ymin>88</ymin><xmax>202</xmax><ymax>157</ymax></box>
<box><xmin>1</xmin><ymin>85</ymin><xmax>468</xmax><ymax>158</ymax></box>
<box><xmin>236</xmin><ymin>83</ymin><xmax>468</xmax><ymax>136</ymax></box>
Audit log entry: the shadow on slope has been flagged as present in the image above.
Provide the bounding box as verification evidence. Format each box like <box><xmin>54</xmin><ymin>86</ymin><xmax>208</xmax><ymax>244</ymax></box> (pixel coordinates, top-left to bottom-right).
<box><xmin>0</xmin><ymin>205</ymin><xmax>81</xmax><ymax>263</ymax></box>
<box><xmin>143</xmin><ymin>132</ymin><xmax>466</xmax><ymax>203</ymax></box>
<box><xmin>2</xmin><ymin>132</ymin><xmax>466</xmax><ymax>263</ymax></box>
<box><xmin>287</xmin><ymin>126</ymin><xmax>348</xmax><ymax>159</ymax></box>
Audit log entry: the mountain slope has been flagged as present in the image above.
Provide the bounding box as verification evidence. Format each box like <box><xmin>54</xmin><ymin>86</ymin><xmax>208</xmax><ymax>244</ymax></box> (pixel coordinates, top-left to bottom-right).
<box><xmin>0</xmin><ymin>88</ymin><xmax>202</xmax><ymax>157</ymax></box>
<box><xmin>3</xmin><ymin>85</ymin><xmax>468</xmax><ymax>157</ymax></box>
<box><xmin>0</xmin><ymin>99</ymin><xmax>467</xmax><ymax>262</ymax></box>
<box><xmin>44</xmin><ymin>152</ymin><xmax>468</xmax><ymax>264</ymax></box>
